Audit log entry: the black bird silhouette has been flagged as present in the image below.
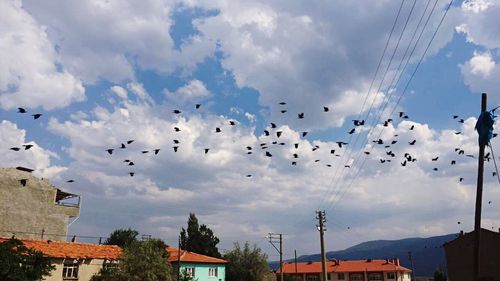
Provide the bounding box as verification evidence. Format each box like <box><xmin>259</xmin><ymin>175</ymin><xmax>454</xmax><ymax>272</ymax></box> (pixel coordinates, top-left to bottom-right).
<box><xmin>294</xmin><ymin>143</ymin><xmax>299</xmax><ymax>149</ymax></box>
<box><xmin>488</xmin><ymin>201</ymin><xmax>492</xmax><ymax>204</ymax></box>
<box><xmin>19</xmin><ymin>179</ymin><xmax>28</xmax><ymax>186</ymax></box>
<box><xmin>410</xmin><ymin>125</ymin><xmax>415</xmax><ymax>130</ymax></box>
<box><xmin>129</xmin><ymin>172</ymin><xmax>134</xmax><ymax>177</ymax></box>
<box><xmin>263</xmin><ymin>130</ymin><xmax>270</xmax><ymax>136</ymax></box>
<box><xmin>453</xmin><ymin>115</ymin><xmax>459</xmax><ymax>119</ymax></box>
<box><xmin>401</xmin><ymin>160</ymin><xmax>407</xmax><ymax>166</ymax></box>
<box><xmin>451</xmin><ymin>160</ymin><xmax>456</xmax><ymax>165</ymax></box>
<box><xmin>380</xmin><ymin>159</ymin><xmax>386</xmax><ymax>163</ymax></box>
<box><xmin>195</xmin><ymin>104</ymin><xmax>201</xmax><ymax>109</ymax></box>
<box><xmin>173</xmin><ymin>140</ymin><xmax>180</xmax><ymax>144</ymax></box>
<box><xmin>22</xmin><ymin>144</ymin><xmax>33</xmax><ymax>150</ymax></box>
<box><xmin>336</xmin><ymin>142</ymin><xmax>348</xmax><ymax>148</ymax></box>
<box><xmin>32</xmin><ymin>113</ymin><xmax>42</xmax><ymax>119</ymax></box>
<box><xmin>348</xmin><ymin>128</ymin><xmax>355</xmax><ymax>134</ymax></box>
<box><xmin>298</xmin><ymin>113</ymin><xmax>304</xmax><ymax>119</ymax></box>
<box><xmin>330</xmin><ymin>150</ymin><xmax>336</xmax><ymax>154</ymax></box>
<box><xmin>124</xmin><ymin>159</ymin><xmax>131</xmax><ymax>162</ymax></box>
<box><xmin>18</xmin><ymin>108</ymin><xmax>26</xmax><ymax>113</ymax></box>
<box><xmin>128</xmin><ymin>162</ymin><xmax>135</xmax><ymax>166</ymax></box>
<box><xmin>279</xmin><ymin>102</ymin><xmax>286</xmax><ymax>105</ymax></box>
<box><xmin>364</xmin><ymin>151</ymin><xmax>370</xmax><ymax>155</ymax></box>
<box><xmin>279</xmin><ymin>142</ymin><xmax>286</xmax><ymax>146</ymax></box>
<box><xmin>292</xmin><ymin>161</ymin><xmax>297</xmax><ymax>165</ymax></box>
<box><xmin>459</xmin><ymin>177</ymin><xmax>464</xmax><ymax>182</ymax></box>
<box><xmin>399</xmin><ymin>112</ymin><xmax>405</xmax><ymax>117</ymax></box>
<box><xmin>302</xmin><ymin>132</ymin><xmax>308</xmax><ymax>137</ymax></box>
<box><xmin>433</xmin><ymin>168</ymin><xmax>438</xmax><ymax>171</ymax></box>
<box><xmin>215</xmin><ymin>127</ymin><xmax>221</xmax><ymax>133</ymax></box>
<box><xmin>326</xmin><ymin>164</ymin><xmax>332</xmax><ymax>167</ymax></box>
<box><xmin>127</xmin><ymin>140</ymin><xmax>134</xmax><ymax>144</ymax></box>
<box><xmin>265</xmin><ymin>151</ymin><xmax>272</xmax><ymax>157</ymax></box>
<box><xmin>66</xmin><ymin>180</ymin><xmax>74</xmax><ymax>183</ymax></box>
<box><xmin>270</xmin><ymin>123</ymin><xmax>277</xmax><ymax>128</ymax></box>
<box><xmin>323</xmin><ymin>107</ymin><xmax>329</xmax><ymax>112</ymax></box>
<box><xmin>432</xmin><ymin>157</ymin><xmax>439</xmax><ymax>161</ymax></box>
<box><xmin>409</xmin><ymin>140</ymin><xmax>416</xmax><ymax>145</ymax></box>
<box><xmin>293</xmin><ymin>154</ymin><xmax>298</xmax><ymax>158</ymax></box>
<box><xmin>247</xmin><ymin>152</ymin><xmax>252</xmax><ymax>155</ymax></box>
<box><xmin>229</xmin><ymin>121</ymin><xmax>236</xmax><ymax>126</ymax></box>
<box><xmin>246</xmin><ymin>174</ymin><xmax>252</xmax><ymax>177</ymax></box>
<box><xmin>120</xmin><ymin>143</ymin><xmax>126</xmax><ymax>149</ymax></box>
<box><xmin>154</xmin><ymin>149</ymin><xmax>160</xmax><ymax>155</ymax></box>
<box><xmin>173</xmin><ymin>109</ymin><xmax>182</xmax><ymax>114</ymax></box>
<box><xmin>280</xmin><ymin>110</ymin><xmax>287</xmax><ymax>113</ymax></box>
<box><xmin>246</xmin><ymin>146</ymin><xmax>252</xmax><ymax>150</ymax></box>
<box><xmin>142</xmin><ymin>150</ymin><xmax>149</xmax><ymax>154</ymax></box>
<box><xmin>204</xmin><ymin>148</ymin><xmax>209</xmax><ymax>154</ymax></box>
<box><xmin>276</xmin><ymin>131</ymin><xmax>283</xmax><ymax>138</ymax></box>
<box><xmin>373</xmin><ymin>139</ymin><xmax>383</xmax><ymax>145</ymax></box>
<box><xmin>10</xmin><ymin>147</ymin><xmax>20</xmax><ymax>151</ymax></box>
<box><xmin>106</xmin><ymin>149</ymin><xmax>114</xmax><ymax>155</ymax></box>
<box><xmin>173</xmin><ymin>146</ymin><xmax>179</xmax><ymax>152</ymax></box>
<box><xmin>174</xmin><ymin>127</ymin><xmax>181</xmax><ymax>132</ymax></box>
<box><xmin>458</xmin><ymin>119</ymin><xmax>464</xmax><ymax>123</ymax></box>
<box><xmin>344</xmin><ymin>165</ymin><xmax>351</xmax><ymax>168</ymax></box>
<box><xmin>455</xmin><ymin>131</ymin><xmax>462</xmax><ymax>135</ymax></box>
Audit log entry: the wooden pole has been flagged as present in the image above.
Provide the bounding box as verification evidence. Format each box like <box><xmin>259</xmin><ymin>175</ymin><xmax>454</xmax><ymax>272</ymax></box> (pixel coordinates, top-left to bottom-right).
<box><xmin>474</xmin><ymin>93</ymin><xmax>487</xmax><ymax>279</ymax></box>
<box><xmin>317</xmin><ymin>211</ymin><xmax>328</xmax><ymax>281</ymax></box>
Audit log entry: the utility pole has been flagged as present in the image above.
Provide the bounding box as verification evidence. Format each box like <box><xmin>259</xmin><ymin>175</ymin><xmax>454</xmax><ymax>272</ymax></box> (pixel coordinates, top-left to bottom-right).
<box><xmin>294</xmin><ymin>249</ymin><xmax>298</xmax><ymax>278</ymax></box>
<box><xmin>408</xmin><ymin>251</ymin><xmax>415</xmax><ymax>281</ymax></box>
<box><xmin>474</xmin><ymin>92</ymin><xmax>487</xmax><ymax>279</ymax></box>
<box><xmin>268</xmin><ymin>233</ymin><xmax>283</xmax><ymax>281</ymax></box>
<box><xmin>316</xmin><ymin>210</ymin><xmax>328</xmax><ymax>281</ymax></box>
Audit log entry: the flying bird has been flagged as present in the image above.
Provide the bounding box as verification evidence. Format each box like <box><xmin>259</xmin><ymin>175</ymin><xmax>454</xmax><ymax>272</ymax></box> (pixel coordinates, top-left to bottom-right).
<box><xmin>279</xmin><ymin>102</ymin><xmax>286</xmax><ymax>105</ymax></box>
<box><xmin>265</xmin><ymin>151</ymin><xmax>272</xmax><ymax>157</ymax></box>
<box><xmin>195</xmin><ymin>104</ymin><xmax>201</xmax><ymax>109</ymax></box>
<box><xmin>10</xmin><ymin>147</ymin><xmax>20</xmax><ymax>151</ymax></box>
<box><xmin>451</xmin><ymin>160</ymin><xmax>456</xmax><ymax>165</ymax></box>
<box><xmin>106</xmin><ymin>149</ymin><xmax>114</xmax><ymax>155</ymax></box>
<box><xmin>127</xmin><ymin>140</ymin><xmax>134</xmax><ymax>144</ymax></box>
<box><xmin>129</xmin><ymin>172</ymin><xmax>134</xmax><ymax>177</ymax></box>
<box><xmin>459</xmin><ymin>177</ymin><xmax>464</xmax><ymax>182</ymax></box>
<box><xmin>336</xmin><ymin>142</ymin><xmax>348</xmax><ymax>148</ymax></box>
<box><xmin>298</xmin><ymin>113</ymin><xmax>304</xmax><ymax>119</ymax></box>
<box><xmin>458</xmin><ymin>119</ymin><xmax>464</xmax><ymax>123</ymax></box>
<box><xmin>18</xmin><ymin>107</ymin><xmax>27</xmax><ymax>113</ymax></box>
<box><xmin>229</xmin><ymin>120</ymin><xmax>236</xmax><ymax>126</ymax></box>
<box><xmin>142</xmin><ymin>150</ymin><xmax>149</xmax><ymax>154</ymax></box>
<box><xmin>409</xmin><ymin>140</ymin><xmax>416</xmax><ymax>145</ymax></box>
<box><xmin>128</xmin><ymin>162</ymin><xmax>135</xmax><ymax>166</ymax></box>
<box><xmin>173</xmin><ymin>146</ymin><xmax>179</xmax><ymax>152</ymax></box>
<box><xmin>204</xmin><ymin>148</ymin><xmax>209</xmax><ymax>154</ymax></box>
<box><xmin>173</xmin><ymin>109</ymin><xmax>182</xmax><ymax>114</ymax></box>
<box><xmin>276</xmin><ymin>131</ymin><xmax>283</xmax><ymax>138</ymax></box>
<box><xmin>66</xmin><ymin>180</ymin><xmax>74</xmax><ymax>183</ymax></box>
<box><xmin>432</xmin><ymin>157</ymin><xmax>439</xmax><ymax>161</ymax></box>
<box><xmin>348</xmin><ymin>128</ymin><xmax>355</xmax><ymax>135</ymax></box>
<box><xmin>280</xmin><ymin>110</ymin><xmax>287</xmax><ymax>114</ymax></box>
<box><xmin>264</xmin><ymin>130</ymin><xmax>270</xmax><ymax>136</ymax></box>
<box><xmin>154</xmin><ymin>149</ymin><xmax>160</xmax><ymax>155</ymax></box>
<box><xmin>302</xmin><ymin>132</ymin><xmax>308</xmax><ymax>137</ymax></box>
<box><xmin>23</xmin><ymin>144</ymin><xmax>34</xmax><ymax>150</ymax></box>
<box><xmin>215</xmin><ymin>127</ymin><xmax>222</xmax><ymax>133</ymax></box>
<box><xmin>270</xmin><ymin>122</ymin><xmax>277</xmax><ymax>128</ymax></box>
<box><xmin>401</xmin><ymin>160</ymin><xmax>407</xmax><ymax>166</ymax></box>
<box><xmin>174</xmin><ymin>127</ymin><xmax>181</xmax><ymax>132</ymax></box>
<box><xmin>295</xmin><ymin>143</ymin><xmax>299</xmax><ymax>149</ymax></box>
<box><xmin>323</xmin><ymin>106</ymin><xmax>329</xmax><ymax>112</ymax></box>
<box><xmin>120</xmin><ymin>143</ymin><xmax>126</xmax><ymax>149</ymax></box>
<box><xmin>32</xmin><ymin>113</ymin><xmax>42</xmax><ymax>119</ymax></box>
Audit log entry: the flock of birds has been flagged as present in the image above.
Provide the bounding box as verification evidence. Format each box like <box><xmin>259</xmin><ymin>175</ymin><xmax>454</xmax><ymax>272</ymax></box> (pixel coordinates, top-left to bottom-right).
<box><xmin>6</xmin><ymin>103</ymin><xmax>499</xmax><ymax>190</ymax></box>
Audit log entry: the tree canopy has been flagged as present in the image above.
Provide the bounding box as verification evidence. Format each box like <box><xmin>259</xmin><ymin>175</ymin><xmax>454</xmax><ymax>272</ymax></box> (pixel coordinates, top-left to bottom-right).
<box><xmin>91</xmin><ymin>238</ymin><xmax>172</xmax><ymax>281</ymax></box>
<box><xmin>180</xmin><ymin>213</ymin><xmax>221</xmax><ymax>258</ymax></box>
<box><xmin>0</xmin><ymin>238</ymin><xmax>55</xmax><ymax>281</ymax></box>
<box><xmin>224</xmin><ymin>241</ymin><xmax>269</xmax><ymax>281</ymax></box>
<box><xmin>104</xmin><ymin>228</ymin><xmax>139</xmax><ymax>248</ymax></box>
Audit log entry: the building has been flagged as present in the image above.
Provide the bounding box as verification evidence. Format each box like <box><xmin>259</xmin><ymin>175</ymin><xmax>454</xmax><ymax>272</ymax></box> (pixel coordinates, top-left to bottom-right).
<box><xmin>278</xmin><ymin>259</ymin><xmax>412</xmax><ymax>281</ymax></box>
<box><xmin>0</xmin><ymin>167</ymin><xmax>80</xmax><ymax>241</ymax></box>
<box><xmin>167</xmin><ymin>246</ymin><xmax>228</xmax><ymax>281</ymax></box>
<box><xmin>444</xmin><ymin>228</ymin><xmax>500</xmax><ymax>281</ymax></box>
<box><xmin>0</xmin><ymin>237</ymin><xmax>121</xmax><ymax>281</ymax></box>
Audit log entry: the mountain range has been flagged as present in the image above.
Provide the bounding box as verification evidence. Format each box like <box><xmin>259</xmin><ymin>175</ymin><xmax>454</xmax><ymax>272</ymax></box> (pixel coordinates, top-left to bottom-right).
<box><xmin>270</xmin><ymin>233</ymin><xmax>459</xmax><ymax>277</ymax></box>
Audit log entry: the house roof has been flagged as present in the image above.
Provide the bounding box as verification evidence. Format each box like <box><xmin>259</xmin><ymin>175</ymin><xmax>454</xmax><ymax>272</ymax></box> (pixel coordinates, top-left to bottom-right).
<box><xmin>0</xmin><ymin>237</ymin><xmax>122</xmax><ymax>260</ymax></box>
<box><xmin>279</xmin><ymin>259</ymin><xmax>411</xmax><ymax>274</ymax></box>
<box><xmin>166</xmin><ymin>246</ymin><xmax>228</xmax><ymax>264</ymax></box>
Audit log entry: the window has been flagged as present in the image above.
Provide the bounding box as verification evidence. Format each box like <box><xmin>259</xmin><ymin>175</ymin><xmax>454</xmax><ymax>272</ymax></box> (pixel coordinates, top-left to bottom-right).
<box><xmin>350</xmin><ymin>273</ymin><xmax>363</xmax><ymax>281</ymax></box>
<box><xmin>387</xmin><ymin>272</ymin><xmax>395</xmax><ymax>279</ymax></box>
<box><xmin>338</xmin><ymin>273</ymin><xmax>345</xmax><ymax>280</ymax></box>
<box><xmin>307</xmin><ymin>275</ymin><xmax>319</xmax><ymax>281</ymax></box>
<box><xmin>185</xmin><ymin>267</ymin><xmax>195</xmax><ymax>277</ymax></box>
<box><xmin>103</xmin><ymin>261</ymin><xmax>118</xmax><ymax>270</ymax></box>
<box><xmin>209</xmin><ymin>267</ymin><xmax>218</xmax><ymax>277</ymax></box>
<box><xmin>368</xmin><ymin>273</ymin><xmax>382</xmax><ymax>281</ymax></box>
<box><xmin>63</xmin><ymin>261</ymin><xmax>79</xmax><ymax>279</ymax></box>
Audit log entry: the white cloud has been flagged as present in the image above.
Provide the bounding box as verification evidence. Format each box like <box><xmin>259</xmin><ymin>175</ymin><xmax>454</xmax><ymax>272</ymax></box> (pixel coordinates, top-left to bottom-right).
<box><xmin>165</xmin><ymin>79</ymin><xmax>211</xmax><ymax>106</ymax></box>
<box><xmin>468</xmin><ymin>51</ymin><xmax>496</xmax><ymax>77</ymax></box>
<box><xmin>460</xmin><ymin>51</ymin><xmax>500</xmax><ymax>98</ymax></box>
<box><xmin>0</xmin><ymin>120</ymin><xmax>66</xmax><ymax>178</ymax></box>
<box><xmin>21</xmin><ymin>0</ymin><xmax>216</xmax><ymax>84</ymax></box>
<box><xmin>0</xmin><ymin>0</ymin><xmax>85</xmax><ymax>110</ymax></box>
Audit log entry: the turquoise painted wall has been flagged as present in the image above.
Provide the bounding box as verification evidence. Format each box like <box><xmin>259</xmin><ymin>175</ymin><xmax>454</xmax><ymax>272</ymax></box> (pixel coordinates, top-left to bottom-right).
<box><xmin>180</xmin><ymin>263</ymin><xmax>226</xmax><ymax>281</ymax></box>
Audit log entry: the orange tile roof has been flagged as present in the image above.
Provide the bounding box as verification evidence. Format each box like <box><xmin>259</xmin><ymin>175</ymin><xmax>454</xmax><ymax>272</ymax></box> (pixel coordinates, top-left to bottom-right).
<box><xmin>279</xmin><ymin>259</ymin><xmax>411</xmax><ymax>274</ymax></box>
<box><xmin>166</xmin><ymin>246</ymin><xmax>228</xmax><ymax>264</ymax></box>
<box><xmin>0</xmin><ymin>237</ymin><xmax>122</xmax><ymax>260</ymax></box>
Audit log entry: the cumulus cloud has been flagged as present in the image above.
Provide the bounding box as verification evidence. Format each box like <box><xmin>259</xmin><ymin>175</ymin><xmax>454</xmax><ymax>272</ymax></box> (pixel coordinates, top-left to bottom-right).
<box><xmin>460</xmin><ymin>51</ymin><xmax>500</xmax><ymax>97</ymax></box>
<box><xmin>165</xmin><ymin>79</ymin><xmax>211</xmax><ymax>106</ymax></box>
<box><xmin>0</xmin><ymin>120</ymin><xmax>66</xmax><ymax>178</ymax></box>
<box><xmin>0</xmin><ymin>0</ymin><xmax>85</xmax><ymax>110</ymax></box>
<box><xmin>21</xmin><ymin>0</ymin><xmax>216</xmax><ymax>84</ymax></box>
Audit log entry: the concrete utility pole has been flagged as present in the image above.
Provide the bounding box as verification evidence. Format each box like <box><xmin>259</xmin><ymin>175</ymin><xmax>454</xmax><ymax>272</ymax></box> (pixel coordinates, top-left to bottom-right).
<box><xmin>316</xmin><ymin>210</ymin><xmax>328</xmax><ymax>281</ymax></box>
<box><xmin>474</xmin><ymin>92</ymin><xmax>487</xmax><ymax>279</ymax></box>
<box><xmin>268</xmin><ymin>233</ymin><xmax>284</xmax><ymax>281</ymax></box>
<box><xmin>408</xmin><ymin>251</ymin><xmax>415</xmax><ymax>281</ymax></box>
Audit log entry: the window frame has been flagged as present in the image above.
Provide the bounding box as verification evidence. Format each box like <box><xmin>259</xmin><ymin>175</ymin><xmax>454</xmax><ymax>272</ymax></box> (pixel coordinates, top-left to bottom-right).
<box><xmin>387</xmin><ymin>272</ymin><xmax>396</xmax><ymax>279</ymax></box>
<box><xmin>338</xmin><ymin>273</ymin><xmax>345</xmax><ymax>280</ymax></box>
<box><xmin>209</xmin><ymin>267</ymin><xmax>218</xmax><ymax>277</ymax></box>
<box><xmin>185</xmin><ymin>266</ymin><xmax>195</xmax><ymax>277</ymax></box>
<box><xmin>62</xmin><ymin>260</ymin><xmax>79</xmax><ymax>280</ymax></box>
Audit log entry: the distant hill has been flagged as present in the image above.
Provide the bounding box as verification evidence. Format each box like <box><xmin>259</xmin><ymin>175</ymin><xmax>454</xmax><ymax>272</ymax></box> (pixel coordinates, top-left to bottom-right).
<box><xmin>270</xmin><ymin>233</ymin><xmax>458</xmax><ymax>277</ymax></box>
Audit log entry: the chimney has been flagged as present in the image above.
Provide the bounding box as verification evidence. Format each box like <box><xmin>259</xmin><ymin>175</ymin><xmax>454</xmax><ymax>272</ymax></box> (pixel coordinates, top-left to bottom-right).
<box><xmin>71</xmin><ymin>235</ymin><xmax>77</xmax><ymax>242</ymax></box>
<box><xmin>395</xmin><ymin>258</ymin><xmax>400</xmax><ymax>266</ymax></box>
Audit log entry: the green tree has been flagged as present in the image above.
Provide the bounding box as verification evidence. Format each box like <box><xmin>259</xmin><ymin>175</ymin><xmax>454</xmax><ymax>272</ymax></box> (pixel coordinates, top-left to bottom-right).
<box><xmin>104</xmin><ymin>228</ymin><xmax>139</xmax><ymax>248</ymax></box>
<box><xmin>180</xmin><ymin>213</ymin><xmax>221</xmax><ymax>258</ymax></box>
<box><xmin>179</xmin><ymin>268</ymin><xmax>198</xmax><ymax>281</ymax></box>
<box><xmin>0</xmin><ymin>238</ymin><xmax>55</xmax><ymax>281</ymax></box>
<box><xmin>91</xmin><ymin>238</ymin><xmax>172</xmax><ymax>281</ymax></box>
<box><xmin>433</xmin><ymin>267</ymin><xmax>447</xmax><ymax>281</ymax></box>
<box><xmin>224</xmin><ymin>241</ymin><xmax>269</xmax><ymax>281</ymax></box>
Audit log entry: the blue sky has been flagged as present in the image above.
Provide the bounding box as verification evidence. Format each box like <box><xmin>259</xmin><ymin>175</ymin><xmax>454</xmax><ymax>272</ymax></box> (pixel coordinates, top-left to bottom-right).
<box><xmin>1</xmin><ymin>0</ymin><xmax>500</xmax><ymax>259</ymax></box>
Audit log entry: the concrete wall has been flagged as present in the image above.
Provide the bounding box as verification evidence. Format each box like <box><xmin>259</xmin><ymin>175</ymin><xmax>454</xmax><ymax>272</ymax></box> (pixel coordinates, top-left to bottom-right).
<box><xmin>0</xmin><ymin>168</ymin><xmax>79</xmax><ymax>241</ymax></box>
<box><xmin>43</xmin><ymin>258</ymin><xmax>104</xmax><ymax>281</ymax></box>
<box><xmin>180</xmin><ymin>262</ymin><xmax>226</xmax><ymax>281</ymax></box>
